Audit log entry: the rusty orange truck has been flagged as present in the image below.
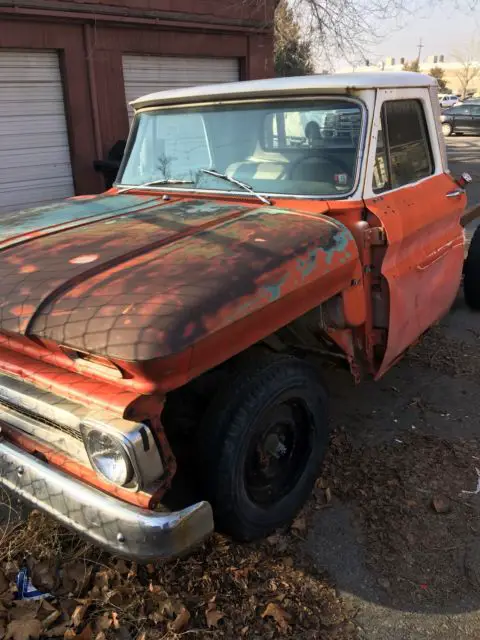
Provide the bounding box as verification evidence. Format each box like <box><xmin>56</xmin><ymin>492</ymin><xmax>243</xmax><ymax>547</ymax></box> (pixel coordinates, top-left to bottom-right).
<box><xmin>0</xmin><ymin>73</ymin><xmax>477</xmax><ymax>560</ymax></box>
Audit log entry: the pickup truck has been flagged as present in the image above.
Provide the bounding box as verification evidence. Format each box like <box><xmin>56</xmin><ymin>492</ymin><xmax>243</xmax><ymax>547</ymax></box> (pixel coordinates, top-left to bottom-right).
<box><xmin>0</xmin><ymin>72</ymin><xmax>477</xmax><ymax>562</ymax></box>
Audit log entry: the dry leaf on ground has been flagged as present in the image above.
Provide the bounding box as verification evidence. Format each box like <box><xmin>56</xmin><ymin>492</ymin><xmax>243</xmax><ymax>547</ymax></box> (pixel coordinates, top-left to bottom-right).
<box><xmin>94</xmin><ymin>613</ymin><xmax>112</xmax><ymax>632</ymax></box>
<box><xmin>205</xmin><ymin>599</ymin><xmax>225</xmax><ymax>628</ymax></box>
<box><xmin>31</xmin><ymin>561</ymin><xmax>56</xmax><ymax>592</ymax></box>
<box><xmin>9</xmin><ymin>602</ymin><xmax>38</xmax><ymax>621</ymax></box>
<box><xmin>71</xmin><ymin>603</ymin><xmax>90</xmax><ymax>628</ymax></box>
<box><xmin>46</xmin><ymin>623</ymin><xmax>69</xmax><ymax>637</ymax></box>
<box><xmin>41</xmin><ymin>609</ymin><xmax>61</xmax><ymax>629</ymax></box>
<box><xmin>261</xmin><ymin>602</ymin><xmax>292</xmax><ymax>631</ymax></box>
<box><xmin>432</xmin><ymin>495</ymin><xmax>452</xmax><ymax>514</ymax></box>
<box><xmin>113</xmin><ymin>560</ymin><xmax>130</xmax><ymax>576</ymax></box>
<box><xmin>291</xmin><ymin>515</ymin><xmax>307</xmax><ymax>532</ymax></box>
<box><xmin>5</xmin><ymin>619</ymin><xmax>42</xmax><ymax>640</ymax></box>
<box><xmin>0</xmin><ymin>572</ymin><xmax>9</xmax><ymax>595</ymax></box>
<box><xmin>169</xmin><ymin>606</ymin><xmax>190</xmax><ymax>633</ymax></box>
<box><xmin>0</xmin><ymin>509</ymin><xmax>357</xmax><ymax>639</ymax></box>
<box><xmin>64</xmin><ymin>623</ymin><xmax>93</xmax><ymax>640</ymax></box>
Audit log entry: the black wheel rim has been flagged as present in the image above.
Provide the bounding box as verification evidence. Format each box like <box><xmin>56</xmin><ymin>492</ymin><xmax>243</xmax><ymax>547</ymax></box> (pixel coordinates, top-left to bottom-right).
<box><xmin>244</xmin><ymin>397</ymin><xmax>313</xmax><ymax>507</ymax></box>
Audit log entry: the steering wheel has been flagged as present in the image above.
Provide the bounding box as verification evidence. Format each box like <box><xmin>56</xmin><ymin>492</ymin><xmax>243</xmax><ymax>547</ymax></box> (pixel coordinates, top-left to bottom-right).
<box><xmin>288</xmin><ymin>151</ymin><xmax>350</xmax><ymax>181</ymax></box>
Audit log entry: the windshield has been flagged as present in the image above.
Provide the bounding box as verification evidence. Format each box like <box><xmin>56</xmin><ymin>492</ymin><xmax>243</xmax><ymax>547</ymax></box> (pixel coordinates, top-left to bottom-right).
<box><xmin>117</xmin><ymin>99</ymin><xmax>363</xmax><ymax>198</ymax></box>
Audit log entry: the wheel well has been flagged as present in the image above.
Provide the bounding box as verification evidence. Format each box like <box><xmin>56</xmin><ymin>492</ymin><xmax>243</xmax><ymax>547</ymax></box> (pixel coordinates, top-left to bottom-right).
<box><xmin>161</xmin><ymin>304</ymin><xmax>347</xmax><ymax>437</ymax></box>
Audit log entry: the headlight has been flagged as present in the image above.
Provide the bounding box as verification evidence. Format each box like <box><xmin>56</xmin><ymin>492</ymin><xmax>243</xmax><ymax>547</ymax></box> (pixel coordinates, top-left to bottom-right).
<box><xmin>84</xmin><ymin>430</ymin><xmax>134</xmax><ymax>487</ymax></box>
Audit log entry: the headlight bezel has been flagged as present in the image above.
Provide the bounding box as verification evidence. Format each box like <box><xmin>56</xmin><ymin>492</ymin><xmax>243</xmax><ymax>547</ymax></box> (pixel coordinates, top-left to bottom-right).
<box><xmin>80</xmin><ymin>419</ymin><xmax>165</xmax><ymax>491</ymax></box>
<box><xmin>81</xmin><ymin>421</ymin><xmax>142</xmax><ymax>490</ymax></box>
<box><xmin>84</xmin><ymin>429</ymin><xmax>135</xmax><ymax>488</ymax></box>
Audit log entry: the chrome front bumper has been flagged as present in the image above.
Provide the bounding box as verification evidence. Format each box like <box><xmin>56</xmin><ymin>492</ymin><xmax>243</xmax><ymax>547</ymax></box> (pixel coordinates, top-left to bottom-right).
<box><xmin>0</xmin><ymin>439</ymin><xmax>214</xmax><ymax>561</ymax></box>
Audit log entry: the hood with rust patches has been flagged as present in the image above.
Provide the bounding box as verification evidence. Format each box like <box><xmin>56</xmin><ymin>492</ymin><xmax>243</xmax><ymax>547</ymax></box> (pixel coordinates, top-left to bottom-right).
<box><xmin>0</xmin><ymin>196</ymin><xmax>358</xmax><ymax>361</ymax></box>
<box><xmin>0</xmin><ymin>193</ymin><xmax>161</xmax><ymax>248</ymax></box>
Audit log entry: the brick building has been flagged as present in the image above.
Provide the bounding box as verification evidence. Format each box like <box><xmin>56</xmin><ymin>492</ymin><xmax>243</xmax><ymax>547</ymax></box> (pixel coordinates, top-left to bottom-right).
<box><xmin>0</xmin><ymin>0</ymin><xmax>276</xmax><ymax>212</ymax></box>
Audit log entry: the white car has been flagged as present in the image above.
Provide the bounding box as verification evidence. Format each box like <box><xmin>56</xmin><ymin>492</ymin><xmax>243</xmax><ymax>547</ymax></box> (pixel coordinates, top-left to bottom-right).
<box><xmin>439</xmin><ymin>94</ymin><xmax>460</xmax><ymax>108</ymax></box>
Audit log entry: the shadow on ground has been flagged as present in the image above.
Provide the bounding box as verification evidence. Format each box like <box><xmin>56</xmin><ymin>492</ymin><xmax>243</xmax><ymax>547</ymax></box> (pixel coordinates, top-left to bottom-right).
<box><xmin>303</xmin><ymin>290</ymin><xmax>480</xmax><ymax>638</ymax></box>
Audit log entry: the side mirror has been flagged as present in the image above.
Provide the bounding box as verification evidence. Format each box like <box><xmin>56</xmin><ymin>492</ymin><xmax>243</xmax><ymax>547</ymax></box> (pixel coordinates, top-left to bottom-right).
<box><xmin>457</xmin><ymin>172</ymin><xmax>473</xmax><ymax>188</ymax></box>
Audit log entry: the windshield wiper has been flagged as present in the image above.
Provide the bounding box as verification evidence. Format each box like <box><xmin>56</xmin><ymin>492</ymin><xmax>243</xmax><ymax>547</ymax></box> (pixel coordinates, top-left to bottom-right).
<box><xmin>118</xmin><ymin>179</ymin><xmax>195</xmax><ymax>194</ymax></box>
<box><xmin>201</xmin><ymin>169</ymin><xmax>272</xmax><ymax>206</ymax></box>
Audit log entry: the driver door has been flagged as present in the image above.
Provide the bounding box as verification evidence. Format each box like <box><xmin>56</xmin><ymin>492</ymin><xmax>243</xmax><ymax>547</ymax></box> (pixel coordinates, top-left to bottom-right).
<box><xmin>453</xmin><ymin>106</ymin><xmax>473</xmax><ymax>134</ymax></box>
<box><xmin>363</xmin><ymin>88</ymin><xmax>466</xmax><ymax>378</ymax></box>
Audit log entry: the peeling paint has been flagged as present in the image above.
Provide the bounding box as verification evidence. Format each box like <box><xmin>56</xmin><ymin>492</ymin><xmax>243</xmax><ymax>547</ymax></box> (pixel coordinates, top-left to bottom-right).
<box><xmin>263</xmin><ymin>275</ymin><xmax>288</xmax><ymax>302</ymax></box>
<box><xmin>0</xmin><ymin>196</ymin><xmax>358</xmax><ymax>362</ymax></box>
<box><xmin>0</xmin><ymin>194</ymin><xmax>159</xmax><ymax>249</ymax></box>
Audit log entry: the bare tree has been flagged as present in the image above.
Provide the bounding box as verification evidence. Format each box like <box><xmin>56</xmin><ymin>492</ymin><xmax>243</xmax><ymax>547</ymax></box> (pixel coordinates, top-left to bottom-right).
<box><xmin>236</xmin><ymin>0</ymin><xmax>480</xmax><ymax>68</ymax></box>
<box><xmin>452</xmin><ymin>40</ymin><xmax>480</xmax><ymax>99</ymax></box>
<box><xmin>288</xmin><ymin>0</ymin><xmax>420</xmax><ymax>67</ymax></box>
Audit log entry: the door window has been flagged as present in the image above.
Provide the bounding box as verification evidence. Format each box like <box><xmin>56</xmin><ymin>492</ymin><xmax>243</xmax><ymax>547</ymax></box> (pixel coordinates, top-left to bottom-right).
<box><xmin>373</xmin><ymin>99</ymin><xmax>434</xmax><ymax>192</ymax></box>
<box><xmin>452</xmin><ymin>106</ymin><xmax>471</xmax><ymax>115</ymax></box>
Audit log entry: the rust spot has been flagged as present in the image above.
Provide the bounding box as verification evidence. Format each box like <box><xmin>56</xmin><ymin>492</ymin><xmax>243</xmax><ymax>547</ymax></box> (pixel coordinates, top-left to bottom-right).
<box><xmin>183</xmin><ymin>322</ymin><xmax>196</xmax><ymax>339</ymax></box>
<box><xmin>69</xmin><ymin>254</ymin><xmax>99</xmax><ymax>265</ymax></box>
<box><xmin>10</xmin><ymin>305</ymin><xmax>36</xmax><ymax>317</ymax></box>
<box><xmin>20</xmin><ymin>265</ymin><xmax>37</xmax><ymax>274</ymax></box>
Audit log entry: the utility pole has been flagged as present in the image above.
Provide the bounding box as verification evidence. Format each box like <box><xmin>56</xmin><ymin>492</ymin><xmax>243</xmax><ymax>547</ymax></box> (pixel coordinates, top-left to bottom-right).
<box><xmin>416</xmin><ymin>38</ymin><xmax>424</xmax><ymax>65</ymax></box>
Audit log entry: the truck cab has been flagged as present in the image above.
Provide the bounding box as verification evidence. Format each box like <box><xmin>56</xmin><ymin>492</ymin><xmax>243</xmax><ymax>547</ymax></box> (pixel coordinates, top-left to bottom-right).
<box><xmin>0</xmin><ymin>72</ymin><xmax>473</xmax><ymax>560</ymax></box>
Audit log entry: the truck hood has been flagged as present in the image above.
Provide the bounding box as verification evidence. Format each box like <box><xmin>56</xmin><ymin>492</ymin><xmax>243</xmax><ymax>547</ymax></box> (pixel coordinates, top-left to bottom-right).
<box><xmin>0</xmin><ymin>194</ymin><xmax>358</xmax><ymax>361</ymax></box>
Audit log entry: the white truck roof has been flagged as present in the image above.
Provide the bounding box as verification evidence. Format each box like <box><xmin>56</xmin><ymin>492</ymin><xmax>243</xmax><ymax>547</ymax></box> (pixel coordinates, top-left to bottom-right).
<box><xmin>132</xmin><ymin>72</ymin><xmax>437</xmax><ymax>111</ymax></box>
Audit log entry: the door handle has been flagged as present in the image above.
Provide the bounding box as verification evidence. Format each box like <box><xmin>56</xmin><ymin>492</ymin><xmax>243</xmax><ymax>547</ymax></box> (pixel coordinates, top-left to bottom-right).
<box><xmin>446</xmin><ymin>189</ymin><xmax>465</xmax><ymax>198</ymax></box>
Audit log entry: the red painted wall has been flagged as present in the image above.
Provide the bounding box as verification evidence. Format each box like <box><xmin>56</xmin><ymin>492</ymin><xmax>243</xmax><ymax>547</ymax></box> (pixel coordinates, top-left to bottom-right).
<box><xmin>0</xmin><ymin>1</ymin><xmax>275</xmax><ymax>195</ymax></box>
<box><xmin>39</xmin><ymin>0</ymin><xmax>275</xmax><ymax>24</ymax></box>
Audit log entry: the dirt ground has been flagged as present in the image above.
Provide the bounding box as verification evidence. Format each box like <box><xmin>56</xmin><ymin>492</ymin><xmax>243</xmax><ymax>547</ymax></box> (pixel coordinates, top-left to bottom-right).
<box><xmin>307</xmin><ymin>288</ymin><xmax>480</xmax><ymax>639</ymax></box>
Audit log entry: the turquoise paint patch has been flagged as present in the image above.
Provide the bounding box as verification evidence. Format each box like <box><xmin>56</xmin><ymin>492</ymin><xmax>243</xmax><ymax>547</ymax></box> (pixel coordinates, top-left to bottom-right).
<box><xmin>297</xmin><ymin>251</ymin><xmax>318</xmax><ymax>279</ymax></box>
<box><xmin>296</xmin><ymin>226</ymin><xmax>354</xmax><ymax>279</ymax></box>
<box><xmin>263</xmin><ymin>275</ymin><xmax>288</xmax><ymax>302</ymax></box>
<box><xmin>324</xmin><ymin>228</ymin><xmax>352</xmax><ymax>265</ymax></box>
<box><xmin>0</xmin><ymin>194</ymin><xmax>158</xmax><ymax>244</ymax></box>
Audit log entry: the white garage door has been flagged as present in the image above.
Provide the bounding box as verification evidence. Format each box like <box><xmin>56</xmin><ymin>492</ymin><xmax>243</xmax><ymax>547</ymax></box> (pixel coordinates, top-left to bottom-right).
<box><xmin>0</xmin><ymin>50</ymin><xmax>75</xmax><ymax>213</ymax></box>
<box><xmin>123</xmin><ymin>55</ymin><xmax>239</xmax><ymax>121</ymax></box>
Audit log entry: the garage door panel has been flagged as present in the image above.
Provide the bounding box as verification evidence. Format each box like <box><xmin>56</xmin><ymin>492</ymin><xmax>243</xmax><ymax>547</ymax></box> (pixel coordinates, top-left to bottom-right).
<box><xmin>1</xmin><ymin>84</ymin><xmax>61</xmax><ymax>102</ymax></box>
<box><xmin>0</xmin><ymin>180</ymin><xmax>74</xmax><ymax>211</ymax></box>
<box><xmin>0</xmin><ymin>147</ymin><xmax>71</xmax><ymax>167</ymax></box>
<box><xmin>0</xmin><ymin>114</ymin><xmax>70</xmax><ymax>136</ymax></box>
<box><xmin>0</xmin><ymin>67</ymin><xmax>63</xmax><ymax>82</ymax></box>
<box><xmin>0</xmin><ymin>163</ymin><xmax>73</xmax><ymax>183</ymax></box>
<box><xmin>0</xmin><ymin>50</ymin><xmax>74</xmax><ymax>213</ymax></box>
<box><xmin>0</xmin><ymin>133</ymin><xmax>69</xmax><ymax>154</ymax></box>
<box><xmin>0</xmin><ymin>52</ymin><xmax>61</xmax><ymax>82</ymax></box>
<box><xmin>123</xmin><ymin>55</ymin><xmax>239</xmax><ymax>121</ymax></box>
<box><xmin>0</xmin><ymin>102</ymin><xmax>66</xmax><ymax>117</ymax></box>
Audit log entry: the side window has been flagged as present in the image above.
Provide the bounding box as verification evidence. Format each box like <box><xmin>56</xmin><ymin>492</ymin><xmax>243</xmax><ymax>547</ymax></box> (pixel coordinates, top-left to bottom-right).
<box><xmin>471</xmin><ymin>106</ymin><xmax>480</xmax><ymax>116</ymax></box>
<box><xmin>372</xmin><ymin>99</ymin><xmax>434</xmax><ymax>192</ymax></box>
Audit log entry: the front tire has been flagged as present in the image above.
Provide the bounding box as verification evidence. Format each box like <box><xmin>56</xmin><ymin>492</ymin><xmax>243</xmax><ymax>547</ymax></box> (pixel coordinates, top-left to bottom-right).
<box><xmin>442</xmin><ymin>122</ymin><xmax>454</xmax><ymax>137</ymax></box>
<box><xmin>197</xmin><ymin>354</ymin><xmax>329</xmax><ymax>541</ymax></box>
<box><xmin>465</xmin><ymin>225</ymin><xmax>480</xmax><ymax>310</ymax></box>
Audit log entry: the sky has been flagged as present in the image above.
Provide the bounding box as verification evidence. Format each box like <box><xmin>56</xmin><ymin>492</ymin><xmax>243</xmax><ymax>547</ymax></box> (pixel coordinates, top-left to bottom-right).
<box><xmin>334</xmin><ymin>2</ymin><xmax>480</xmax><ymax>69</ymax></box>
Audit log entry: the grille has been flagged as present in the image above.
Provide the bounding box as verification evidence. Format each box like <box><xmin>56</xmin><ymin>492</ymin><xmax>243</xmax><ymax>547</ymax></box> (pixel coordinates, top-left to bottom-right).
<box><xmin>0</xmin><ymin>396</ymin><xmax>82</xmax><ymax>441</ymax></box>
